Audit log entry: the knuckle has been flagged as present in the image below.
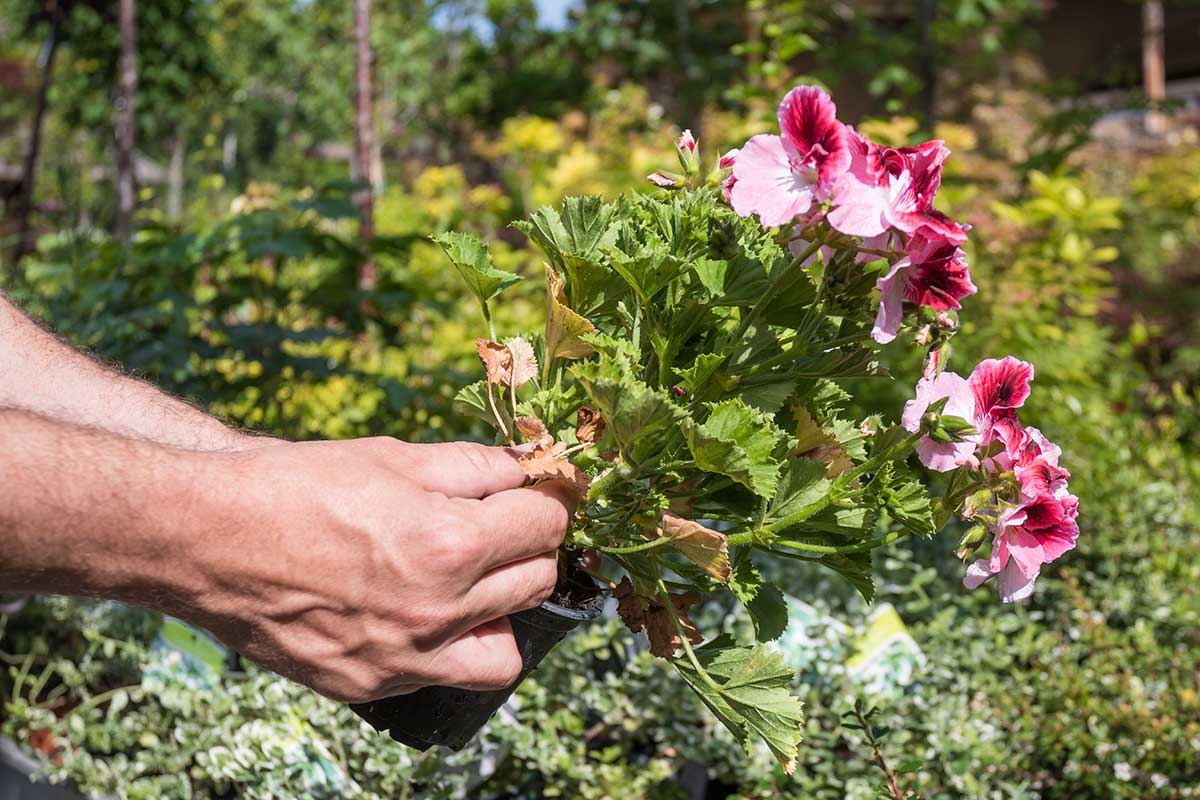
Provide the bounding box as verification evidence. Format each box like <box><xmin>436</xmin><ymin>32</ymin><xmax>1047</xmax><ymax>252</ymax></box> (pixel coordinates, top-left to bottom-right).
<box><xmin>480</xmin><ymin>653</ymin><xmax>523</xmax><ymax>690</ymax></box>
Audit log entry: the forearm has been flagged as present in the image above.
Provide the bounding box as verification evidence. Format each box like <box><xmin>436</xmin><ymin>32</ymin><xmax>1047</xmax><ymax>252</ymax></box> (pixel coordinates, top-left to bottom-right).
<box><xmin>0</xmin><ymin>408</ymin><xmax>223</xmax><ymax>608</ymax></box>
<box><xmin>0</xmin><ymin>294</ymin><xmax>253</xmax><ymax>451</ymax></box>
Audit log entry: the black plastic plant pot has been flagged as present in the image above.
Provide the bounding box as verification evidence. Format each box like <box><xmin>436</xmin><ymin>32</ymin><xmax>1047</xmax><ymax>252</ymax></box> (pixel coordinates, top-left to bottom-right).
<box><xmin>349</xmin><ymin>590</ymin><xmax>603</xmax><ymax>751</ymax></box>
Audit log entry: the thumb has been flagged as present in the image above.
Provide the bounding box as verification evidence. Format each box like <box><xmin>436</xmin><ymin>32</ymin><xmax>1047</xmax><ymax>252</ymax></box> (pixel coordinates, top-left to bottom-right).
<box><xmin>427</xmin><ymin>617</ymin><xmax>525</xmax><ymax>691</ymax></box>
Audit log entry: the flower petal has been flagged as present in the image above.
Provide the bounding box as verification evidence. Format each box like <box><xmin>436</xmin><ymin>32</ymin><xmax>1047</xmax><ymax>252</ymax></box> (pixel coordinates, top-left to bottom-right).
<box><xmin>729</xmin><ymin>134</ymin><xmax>814</xmax><ymax>227</ymax></box>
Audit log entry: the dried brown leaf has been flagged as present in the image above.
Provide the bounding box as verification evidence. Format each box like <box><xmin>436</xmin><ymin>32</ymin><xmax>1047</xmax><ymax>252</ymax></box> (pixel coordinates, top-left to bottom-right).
<box><xmin>507</xmin><ymin>337</ymin><xmax>539</xmax><ymax>388</ymax></box>
<box><xmin>475</xmin><ymin>339</ymin><xmax>512</xmax><ymax>386</ymax></box>
<box><xmin>575</xmin><ymin>405</ymin><xmax>605</xmax><ymax>445</ymax></box>
<box><xmin>613</xmin><ymin>577</ymin><xmax>703</xmax><ymax>658</ymax></box>
<box><xmin>516</xmin><ymin>416</ymin><xmax>554</xmax><ymax>447</ymax></box>
<box><xmin>660</xmin><ymin>513</ymin><xmax>731</xmax><ymax>583</ymax></box>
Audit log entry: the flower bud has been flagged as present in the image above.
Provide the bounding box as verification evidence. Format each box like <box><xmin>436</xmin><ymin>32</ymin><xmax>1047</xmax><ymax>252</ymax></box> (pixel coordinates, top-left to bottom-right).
<box><xmin>647</xmin><ymin>171</ymin><xmax>684</xmax><ymax>190</ymax></box>
<box><xmin>961</xmin><ymin>488</ymin><xmax>993</xmax><ymax>519</ymax></box>
<box><xmin>955</xmin><ymin>523</ymin><xmax>989</xmax><ymax>560</ymax></box>
<box><xmin>921</xmin><ymin>411</ymin><xmax>941</xmax><ymax>434</ymax></box>
<box><xmin>914</xmin><ymin>324</ymin><xmax>933</xmax><ymax>346</ymax></box>
<box><xmin>676</xmin><ymin>129</ymin><xmax>700</xmax><ymax>176</ymax></box>
<box><xmin>859</xmin><ymin>415</ymin><xmax>880</xmax><ymax>437</ymax></box>
<box><xmin>935</xmin><ymin>310</ymin><xmax>958</xmax><ymax>331</ymax></box>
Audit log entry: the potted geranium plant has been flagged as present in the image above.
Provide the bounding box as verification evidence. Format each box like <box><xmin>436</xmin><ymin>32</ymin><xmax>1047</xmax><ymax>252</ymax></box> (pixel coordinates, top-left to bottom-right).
<box><xmin>352</xmin><ymin>86</ymin><xmax>1080</xmax><ymax>773</ymax></box>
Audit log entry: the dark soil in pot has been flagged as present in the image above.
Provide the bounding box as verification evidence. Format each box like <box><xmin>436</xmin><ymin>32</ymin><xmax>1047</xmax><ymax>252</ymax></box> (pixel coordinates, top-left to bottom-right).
<box><xmin>350</xmin><ymin>561</ymin><xmax>603</xmax><ymax>751</ymax></box>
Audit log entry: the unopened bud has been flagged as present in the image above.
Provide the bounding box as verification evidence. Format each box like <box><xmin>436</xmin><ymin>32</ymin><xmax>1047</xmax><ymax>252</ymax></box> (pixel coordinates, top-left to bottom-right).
<box><xmin>961</xmin><ymin>488</ymin><xmax>993</xmax><ymax>519</ymax></box>
<box><xmin>676</xmin><ymin>129</ymin><xmax>700</xmax><ymax>176</ymax></box>
<box><xmin>647</xmin><ymin>171</ymin><xmax>684</xmax><ymax>190</ymax></box>
<box><xmin>935</xmin><ymin>310</ymin><xmax>958</xmax><ymax>331</ymax></box>
<box><xmin>921</xmin><ymin>411</ymin><xmax>941</xmax><ymax>435</ymax></box>
<box><xmin>955</xmin><ymin>523</ymin><xmax>989</xmax><ymax>560</ymax></box>
<box><xmin>914</xmin><ymin>324</ymin><xmax>934</xmax><ymax>346</ymax></box>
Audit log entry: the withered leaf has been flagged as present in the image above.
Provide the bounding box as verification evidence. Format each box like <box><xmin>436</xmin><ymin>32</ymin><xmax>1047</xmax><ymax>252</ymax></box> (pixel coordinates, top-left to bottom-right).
<box><xmin>575</xmin><ymin>405</ymin><xmax>605</xmax><ymax>445</ymax></box>
<box><xmin>518</xmin><ymin>441</ymin><xmax>590</xmax><ymax>496</ymax></box>
<box><xmin>516</xmin><ymin>415</ymin><xmax>554</xmax><ymax>447</ymax></box>
<box><xmin>660</xmin><ymin>513</ymin><xmax>731</xmax><ymax>583</ymax></box>
<box><xmin>475</xmin><ymin>339</ymin><xmax>513</xmax><ymax>386</ymax></box>
<box><xmin>507</xmin><ymin>337</ymin><xmax>539</xmax><ymax>388</ymax></box>
<box><xmin>614</xmin><ymin>577</ymin><xmax>704</xmax><ymax>658</ymax></box>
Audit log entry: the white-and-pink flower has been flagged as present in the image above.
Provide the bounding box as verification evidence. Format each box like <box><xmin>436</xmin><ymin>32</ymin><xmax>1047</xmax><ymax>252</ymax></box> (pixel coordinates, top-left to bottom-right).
<box><xmin>729</xmin><ymin>86</ymin><xmax>851</xmax><ymax>227</ymax></box>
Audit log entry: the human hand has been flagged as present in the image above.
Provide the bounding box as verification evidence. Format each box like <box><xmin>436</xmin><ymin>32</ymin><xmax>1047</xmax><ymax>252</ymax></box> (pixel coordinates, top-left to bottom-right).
<box><xmin>177</xmin><ymin>438</ymin><xmax>574</xmax><ymax>702</ymax></box>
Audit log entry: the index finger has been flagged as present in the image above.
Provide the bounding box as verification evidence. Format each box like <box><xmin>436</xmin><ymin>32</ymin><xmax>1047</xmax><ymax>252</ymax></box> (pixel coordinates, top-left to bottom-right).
<box><xmin>400</xmin><ymin>441</ymin><xmax>529</xmax><ymax>498</ymax></box>
<box><xmin>454</xmin><ymin>481</ymin><xmax>577</xmax><ymax>572</ymax></box>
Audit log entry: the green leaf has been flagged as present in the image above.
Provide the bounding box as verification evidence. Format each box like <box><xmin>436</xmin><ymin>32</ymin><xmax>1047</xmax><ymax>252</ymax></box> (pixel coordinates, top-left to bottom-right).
<box><xmin>686</xmin><ymin>399</ymin><xmax>787</xmax><ymax>498</ymax></box>
<box><xmin>804</xmin><ymin>505</ymin><xmax>877</xmax><ymax>538</ymax></box>
<box><xmin>728</xmin><ymin>556</ymin><xmax>763</xmax><ymax>605</ymax></box>
<box><xmin>431</xmin><ymin>232</ymin><xmax>521</xmax><ymax>306</ymax></box>
<box><xmin>606</xmin><ymin>230</ymin><xmax>686</xmax><ymax>304</ymax></box>
<box><xmin>453</xmin><ymin>380</ymin><xmax>496</xmax><ymax>426</ymax></box>
<box><xmin>767</xmin><ymin>459</ymin><xmax>831</xmax><ymax>528</ymax></box>
<box><xmin>514</xmin><ymin>198</ymin><xmax>621</xmax><ymax>315</ymax></box>
<box><xmin>873</xmin><ymin>462</ymin><xmax>936</xmax><ymax>537</ymax></box>
<box><xmin>821</xmin><ymin>550</ymin><xmax>875</xmax><ymax>602</ymax></box>
<box><xmin>673</xmin><ymin>644</ymin><xmax>805</xmax><ymax>773</ymax></box>
<box><xmin>746</xmin><ymin>584</ymin><xmax>789</xmax><ymax>643</ymax></box>
<box><xmin>572</xmin><ymin>362</ymin><xmax>685</xmax><ymax>461</ymax></box>
<box><xmin>676</xmin><ymin>353</ymin><xmax>727</xmax><ymax>394</ymax></box>
<box><xmin>736</xmin><ymin>378</ymin><xmax>797</xmax><ymax>414</ymax></box>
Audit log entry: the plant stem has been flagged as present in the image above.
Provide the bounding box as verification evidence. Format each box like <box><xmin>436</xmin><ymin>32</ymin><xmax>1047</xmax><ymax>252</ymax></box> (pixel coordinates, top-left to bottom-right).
<box><xmin>767</xmin><ymin>528</ymin><xmax>913</xmax><ymax>555</ymax></box>
<box><xmin>656</xmin><ymin>579</ymin><xmax>723</xmax><ymax>693</ymax></box>
<box><xmin>595</xmin><ymin>536</ymin><xmax>673</xmax><ymax>555</ymax></box>
<box><xmin>852</xmin><ymin>701</ymin><xmax>907</xmax><ymax>800</ymax></box>
<box><xmin>479</xmin><ymin>298</ymin><xmax>497</xmax><ymax>341</ymax></box>
<box><xmin>486</xmin><ymin>383</ymin><xmax>510</xmax><ymax>441</ymax></box>
<box><xmin>731</xmin><ymin>237</ymin><xmax>825</xmax><ymax>342</ymax></box>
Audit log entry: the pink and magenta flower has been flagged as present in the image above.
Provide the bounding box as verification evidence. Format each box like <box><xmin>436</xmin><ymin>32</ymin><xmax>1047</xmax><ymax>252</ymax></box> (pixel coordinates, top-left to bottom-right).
<box><xmin>872</xmin><ymin>233</ymin><xmax>977</xmax><ymax>344</ymax></box>
<box><xmin>729</xmin><ymin>86</ymin><xmax>850</xmax><ymax>226</ymax></box>
<box><xmin>969</xmin><ymin>356</ymin><xmax>1034</xmax><ymax>455</ymax></box>
<box><xmin>827</xmin><ymin>130</ymin><xmax>965</xmax><ymax>243</ymax></box>
<box><xmin>901</xmin><ymin>371</ymin><xmax>980</xmax><ymax>472</ymax></box>
<box><xmin>963</xmin><ymin>489</ymin><xmax>1079</xmax><ymax>603</ymax></box>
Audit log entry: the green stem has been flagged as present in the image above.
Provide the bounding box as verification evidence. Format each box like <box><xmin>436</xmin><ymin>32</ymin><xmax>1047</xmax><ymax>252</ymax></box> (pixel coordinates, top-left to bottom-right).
<box><xmin>479</xmin><ymin>299</ymin><xmax>497</xmax><ymax>341</ymax></box>
<box><xmin>67</xmin><ymin>684</ymin><xmax>139</xmax><ymax>718</ymax></box>
<box><xmin>595</xmin><ymin>536</ymin><xmax>673</xmax><ymax>555</ymax></box>
<box><xmin>731</xmin><ymin>237</ymin><xmax>825</xmax><ymax>342</ymax></box>
<box><xmin>769</xmin><ymin>528</ymin><xmax>913</xmax><ymax>555</ymax></box>
<box><xmin>656</xmin><ymin>579</ymin><xmax>723</xmax><ymax>693</ymax></box>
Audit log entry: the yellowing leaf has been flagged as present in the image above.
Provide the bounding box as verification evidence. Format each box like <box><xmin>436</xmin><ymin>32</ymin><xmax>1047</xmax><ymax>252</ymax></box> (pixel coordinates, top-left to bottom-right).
<box><xmin>545</xmin><ymin>265</ymin><xmax>597</xmax><ymax>360</ymax></box>
<box><xmin>660</xmin><ymin>513</ymin><xmax>731</xmax><ymax>583</ymax></box>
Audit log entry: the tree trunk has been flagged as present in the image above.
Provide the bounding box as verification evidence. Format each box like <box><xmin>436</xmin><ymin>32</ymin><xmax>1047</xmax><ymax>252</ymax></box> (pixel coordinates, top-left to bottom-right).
<box><xmin>115</xmin><ymin>0</ymin><xmax>138</xmax><ymax>245</ymax></box>
<box><xmin>167</xmin><ymin>130</ymin><xmax>185</xmax><ymax>221</ymax></box>
<box><xmin>10</xmin><ymin>16</ymin><xmax>62</xmax><ymax>270</ymax></box>
<box><xmin>915</xmin><ymin>0</ymin><xmax>938</xmax><ymax>129</ymax></box>
<box><xmin>354</xmin><ymin>0</ymin><xmax>376</xmax><ymax>290</ymax></box>
<box><xmin>1143</xmin><ymin>0</ymin><xmax>1166</xmax><ymax>135</ymax></box>
<box><xmin>222</xmin><ymin>128</ymin><xmax>237</xmax><ymax>176</ymax></box>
